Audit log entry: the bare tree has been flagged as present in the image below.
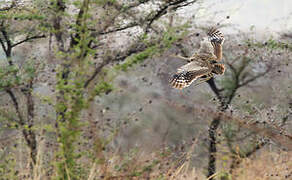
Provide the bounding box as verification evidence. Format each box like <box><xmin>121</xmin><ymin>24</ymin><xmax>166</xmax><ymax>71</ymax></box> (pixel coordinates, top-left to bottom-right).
<box><xmin>205</xmin><ymin>37</ymin><xmax>291</xmax><ymax>179</ymax></box>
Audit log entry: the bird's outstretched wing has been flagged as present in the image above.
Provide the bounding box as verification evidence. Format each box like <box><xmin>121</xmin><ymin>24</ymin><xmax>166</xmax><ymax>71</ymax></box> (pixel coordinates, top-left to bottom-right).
<box><xmin>169</xmin><ymin>28</ymin><xmax>225</xmax><ymax>89</ymax></box>
<box><xmin>207</xmin><ymin>28</ymin><xmax>224</xmax><ymax>61</ymax></box>
<box><xmin>170</xmin><ymin>60</ymin><xmax>211</xmax><ymax>89</ymax></box>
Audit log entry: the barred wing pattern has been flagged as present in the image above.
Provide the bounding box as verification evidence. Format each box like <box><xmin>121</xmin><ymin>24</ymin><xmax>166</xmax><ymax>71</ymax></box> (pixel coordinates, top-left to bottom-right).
<box><xmin>208</xmin><ymin>28</ymin><xmax>224</xmax><ymax>61</ymax></box>
<box><xmin>170</xmin><ymin>28</ymin><xmax>225</xmax><ymax>89</ymax></box>
<box><xmin>170</xmin><ymin>61</ymin><xmax>211</xmax><ymax>89</ymax></box>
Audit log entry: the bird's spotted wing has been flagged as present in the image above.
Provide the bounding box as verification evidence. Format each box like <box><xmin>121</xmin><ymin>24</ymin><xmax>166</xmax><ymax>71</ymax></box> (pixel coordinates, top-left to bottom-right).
<box><xmin>212</xmin><ymin>63</ymin><xmax>225</xmax><ymax>75</ymax></box>
<box><xmin>208</xmin><ymin>28</ymin><xmax>224</xmax><ymax>61</ymax></box>
<box><xmin>170</xmin><ymin>61</ymin><xmax>211</xmax><ymax>89</ymax></box>
<box><xmin>177</xmin><ymin>60</ymin><xmax>207</xmax><ymax>73</ymax></box>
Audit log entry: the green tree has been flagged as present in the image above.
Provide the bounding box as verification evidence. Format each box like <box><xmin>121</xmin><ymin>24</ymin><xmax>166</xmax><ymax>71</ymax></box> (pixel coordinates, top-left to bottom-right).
<box><xmin>0</xmin><ymin>0</ymin><xmax>199</xmax><ymax>179</ymax></box>
<box><xmin>0</xmin><ymin>0</ymin><xmax>45</xmax><ymax>169</ymax></box>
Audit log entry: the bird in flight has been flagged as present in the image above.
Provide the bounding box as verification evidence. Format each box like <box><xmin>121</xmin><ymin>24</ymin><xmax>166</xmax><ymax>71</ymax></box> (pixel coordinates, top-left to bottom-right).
<box><xmin>170</xmin><ymin>28</ymin><xmax>225</xmax><ymax>89</ymax></box>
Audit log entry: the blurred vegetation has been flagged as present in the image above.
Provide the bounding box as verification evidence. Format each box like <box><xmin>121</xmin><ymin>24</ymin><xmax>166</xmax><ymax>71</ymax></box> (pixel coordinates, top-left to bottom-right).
<box><xmin>0</xmin><ymin>0</ymin><xmax>291</xmax><ymax>180</ymax></box>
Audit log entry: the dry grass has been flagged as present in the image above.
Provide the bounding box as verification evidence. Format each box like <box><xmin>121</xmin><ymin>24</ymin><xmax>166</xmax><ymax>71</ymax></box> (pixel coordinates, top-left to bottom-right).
<box><xmin>233</xmin><ymin>150</ymin><xmax>292</xmax><ymax>180</ymax></box>
<box><xmin>3</xmin><ymin>135</ymin><xmax>292</xmax><ymax>180</ymax></box>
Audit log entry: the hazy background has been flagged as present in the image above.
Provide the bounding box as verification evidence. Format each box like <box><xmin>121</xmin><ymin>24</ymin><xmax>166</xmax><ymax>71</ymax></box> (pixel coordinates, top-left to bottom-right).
<box><xmin>0</xmin><ymin>0</ymin><xmax>291</xmax><ymax>179</ymax></box>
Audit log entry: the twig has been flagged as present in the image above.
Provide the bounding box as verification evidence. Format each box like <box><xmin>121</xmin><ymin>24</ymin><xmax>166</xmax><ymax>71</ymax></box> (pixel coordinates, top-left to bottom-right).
<box><xmin>84</xmin><ymin>58</ymin><xmax>110</xmax><ymax>88</ymax></box>
<box><xmin>11</xmin><ymin>35</ymin><xmax>46</xmax><ymax>47</ymax></box>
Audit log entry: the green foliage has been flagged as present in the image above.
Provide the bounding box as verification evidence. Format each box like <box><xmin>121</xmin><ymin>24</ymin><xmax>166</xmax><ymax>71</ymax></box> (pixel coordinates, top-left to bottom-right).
<box><xmin>217</xmin><ymin>171</ymin><xmax>232</xmax><ymax>180</ymax></box>
<box><xmin>115</xmin><ymin>25</ymin><xmax>189</xmax><ymax>72</ymax></box>
<box><xmin>0</xmin><ymin>65</ymin><xmax>20</xmax><ymax>89</ymax></box>
<box><xmin>51</xmin><ymin>1</ymin><xmax>116</xmax><ymax>179</ymax></box>
<box><xmin>0</xmin><ymin>13</ymin><xmax>45</xmax><ymax>21</ymax></box>
<box><xmin>94</xmin><ymin>0</ymin><xmax>117</xmax><ymax>6</ymax></box>
<box><xmin>55</xmin><ymin>76</ymin><xmax>86</xmax><ymax>179</ymax></box>
<box><xmin>222</xmin><ymin>122</ymin><xmax>238</xmax><ymax>140</ymax></box>
<box><xmin>115</xmin><ymin>45</ymin><xmax>158</xmax><ymax>71</ymax></box>
<box><xmin>240</xmin><ymin>102</ymin><xmax>254</xmax><ymax>114</ymax></box>
<box><xmin>52</xmin><ymin>3</ymin><xmax>92</xmax><ymax>180</ymax></box>
<box><xmin>220</xmin><ymin>75</ymin><xmax>236</xmax><ymax>96</ymax></box>
<box><xmin>113</xmin><ymin>148</ymin><xmax>161</xmax><ymax>178</ymax></box>
<box><xmin>94</xmin><ymin>81</ymin><xmax>113</xmax><ymax>96</ymax></box>
<box><xmin>0</xmin><ymin>58</ymin><xmax>40</xmax><ymax>92</ymax></box>
<box><xmin>0</xmin><ymin>0</ymin><xmax>231</xmax><ymax>179</ymax></box>
<box><xmin>0</xmin><ymin>152</ymin><xmax>18</xmax><ymax>179</ymax></box>
<box><xmin>219</xmin><ymin>56</ymin><xmax>252</xmax><ymax>98</ymax></box>
<box><xmin>246</xmin><ymin>38</ymin><xmax>292</xmax><ymax>51</ymax></box>
<box><xmin>162</xmin><ymin>24</ymin><xmax>189</xmax><ymax>48</ymax></box>
<box><xmin>0</xmin><ymin>109</ymin><xmax>19</xmax><ymax>130</ymax></box>
<box><xmin>22</xmin><ymin>59</ymin><xmax>41</xmax><ymax>82</ymax></box>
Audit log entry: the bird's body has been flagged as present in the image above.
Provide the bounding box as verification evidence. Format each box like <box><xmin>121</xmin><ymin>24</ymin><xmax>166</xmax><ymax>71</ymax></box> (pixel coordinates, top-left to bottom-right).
<box><xmin>170</xmin><ymin>28</ymin><xmax>225</xmax><ymax>89</ymax></box>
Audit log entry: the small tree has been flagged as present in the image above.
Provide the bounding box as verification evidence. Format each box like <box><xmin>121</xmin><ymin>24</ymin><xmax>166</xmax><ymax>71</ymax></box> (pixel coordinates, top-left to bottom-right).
<box><xmin>204</xmin><ymin>34</ymin><xmax>292</xmax><ymax>179</ymax></box>
<box><xmin>0</xmin><ymin>0</ymin><xmax>45</xmax><ymax>169</ymax></box>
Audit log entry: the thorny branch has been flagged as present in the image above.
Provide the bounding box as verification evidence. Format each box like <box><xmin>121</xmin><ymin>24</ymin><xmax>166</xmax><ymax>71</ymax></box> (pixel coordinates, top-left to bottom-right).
<box><xmin>93</xmin><ymin>0</ymin><xmax>198</xmax><ymax>35</ymax></box>
<box><xmin>86</xmin><ymin>1</ymin><xmax>196</xmax><ymax>88</ymax></box>
<box><xmin>84</xmin><ymin>35</ymin><xmax>158</xmax><ymax>88</ymax></box>
<box><xmin>0</xmin><ymin>6</ymin><xmax>41</xmax><ymax>167</ymax></box>
<box><xmin>145</xmin><ymin>0</ymin><xmax>198</xmax><ymax>32</ymax></box>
